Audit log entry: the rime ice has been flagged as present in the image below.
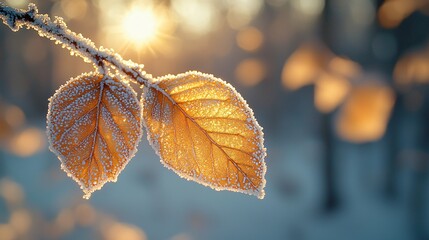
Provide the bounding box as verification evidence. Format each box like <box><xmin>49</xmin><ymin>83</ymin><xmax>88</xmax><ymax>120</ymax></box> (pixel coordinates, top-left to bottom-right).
<box><xmin>47</xmin><ymin>73</ymin><xmax>143</xmax><ymax>199</ymax></box>
<box><xmin>0</xmin><ymin>3</ymin><xmax>267</xmax><ymax>199</ymax></box>
<box><xmin>142</xmin><ymin>71</ymin><xmax>267</xmax><ymax>199</ymax></box>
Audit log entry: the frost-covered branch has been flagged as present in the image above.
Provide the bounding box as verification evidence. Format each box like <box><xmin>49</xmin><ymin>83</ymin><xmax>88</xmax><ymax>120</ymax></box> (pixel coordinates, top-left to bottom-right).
<box><xmin>0</xmin><ymin>3</ymin><xmax>268</xmax><ymax>200</ymax></box>
<box><xmin>0</xmin><ymin>3</ymin><xmax>153</xmax><ymax>86</ymax></box>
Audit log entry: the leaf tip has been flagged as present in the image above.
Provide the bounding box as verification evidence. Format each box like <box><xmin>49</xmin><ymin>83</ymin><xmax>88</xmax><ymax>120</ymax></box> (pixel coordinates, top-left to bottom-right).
<box><xmin>143</xmin><ymin>71</ymin><xmax>268</xmax><ymax>199</ymax></box>
<box><xmin>47</xmin><ymin>72</ymin><xmax>143</xmax><ymax>198</ymax></box>
<box><xmin>256</xmin><ymin>178</ymin><xmax>267</xmax><ymax>200</ymax></box>
<box><xmin>82</xmin><ymin>192</ymin><xmax>91</xmax><ymax>200</ymax></box>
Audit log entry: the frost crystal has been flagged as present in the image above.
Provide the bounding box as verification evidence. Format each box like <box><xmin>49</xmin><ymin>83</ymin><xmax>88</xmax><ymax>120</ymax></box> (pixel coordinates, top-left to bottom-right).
<box><xmin>47</xmin><ymin>72</ymin><xmax>143</xmax><ymax>198</ymax></box>
<box><xmin>0</xmin><ymin>3</ymin><xmax>267</xmax><ymax>199</ymax></box>
<box><xmin>143</xmin><ymin>71</ymin><xmax>267</xmax><ymax>199</ymax></box>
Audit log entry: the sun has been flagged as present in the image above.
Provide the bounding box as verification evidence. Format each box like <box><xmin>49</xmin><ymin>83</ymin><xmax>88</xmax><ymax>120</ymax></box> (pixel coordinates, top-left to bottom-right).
<box><xmin>122</xmin><ymin>7</ymin><xmax>159</xmax><ymax>47</ymax></box>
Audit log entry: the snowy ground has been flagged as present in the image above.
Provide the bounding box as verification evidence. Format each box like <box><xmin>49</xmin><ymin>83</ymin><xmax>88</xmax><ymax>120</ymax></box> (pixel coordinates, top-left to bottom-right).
<box><xmin>0</xmin><ymin>120</ymin><xmax>424</xmax><ymax>240</ymax></box>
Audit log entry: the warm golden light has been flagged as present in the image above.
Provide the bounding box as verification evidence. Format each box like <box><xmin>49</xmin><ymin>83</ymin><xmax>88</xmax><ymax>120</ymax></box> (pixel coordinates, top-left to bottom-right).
<box><xmin>0</xmin><ymin>103</ymin><xmax>25</xmax><ymax>140</ymax></box>
<box><xmin>172</xmin><ymin>0</ymin><xmax>219</xmax><ymax>35</ymax></box>
<box><xmin>122</xmin><ymin>7</ymin><xmax>159</xmax><ymax>46</ymax></box>
<box><xmin>0</xmin><ymin>224</ymin><xmax>15</xmax><ymax>240</ymax></box>
<box><xmin>143</xmin><ymin>72</ymin><xmax>266</xmax><ymax>198</ymax></box>
<box><xmin>328</xmin><ymin>56</ymin><xmax>361</xmax><ymax>79</ymax></box>
<box><xmin>315</xmin><ymin>72</ymin><xmax>350</xmax><ymax>113</ymax></box>
<box><xmin>377</xmin><ymin>0</ymin><xmax>429</xmax><ymax>29</ymax></box>
<box><xmin>394</xmin><ymin>51</ymin><xmax>429</xmax><ymax>86</ymax></box>
<box><xmin>9</xmin><ymin>209</ymin><xmax>32</xmax><ymax>235</ymax></box>
<box><xmin>336</xmin><ymin>83</ymin><xmax>395</xmax><ymax>143</ymax></box>
<box><xmin>5</xmin><ymin>0</ymin><xmax>27</xmax><ymax>8</ymax></box>
<box><xmin>0</xmin><ymin>179</ymin><xmax>24</xmax><ymax>207</ymax></box>
<box><xmin>103</xmin><ymin>223</ymin><xmax>147</xmax><ymax>240</ymax></box>
<box><xmin>8</xmin><ymin>127</ymin><xmax>45</xmax><ymax>157</ymax></box>
<box><xmin>236</xmin><ymin>27</ymin><xmax>264</xmax><ymax>52</ymax></box>
<box><xmin>235</xmin><ymin>58</ymin><xmax>266</xmax><ymax>86</ymax></box>
<box><xmin>4</xmin><ymin>105</ymin><xmax>25</xmax><ymax>129</ymax></box>
<box><xmin>61</xmin><ymin>0</ymin><xmax>88</xmax><ymax>20</ymax></box>
<box><xmin>99</xmin><ymin>2</ymin><xmax>175</xmax><ymax>55</ymax></box>
<box><xmin>281</xmin><ymin>45</ymin><xmax>323</xmax><ymax>90</ymax></box>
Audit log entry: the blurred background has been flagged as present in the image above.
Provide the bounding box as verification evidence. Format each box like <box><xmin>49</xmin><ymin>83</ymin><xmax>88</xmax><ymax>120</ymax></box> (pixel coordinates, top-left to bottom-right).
<box><xmin>0</xmin><ymin>0</ymin><xmax>429</xmax><ymax>239</ymax></box>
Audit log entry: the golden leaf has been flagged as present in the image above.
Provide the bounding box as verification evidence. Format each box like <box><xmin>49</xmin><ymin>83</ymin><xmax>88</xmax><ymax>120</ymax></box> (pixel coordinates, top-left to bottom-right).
<box><xmin>142</xmin><ymin>71</ymin><xmax>267</xmax><ymax>199</ymax></box>
<box><xmin>47</xmin><ymin>72</ymin><xmax>142</xmax><ymax>198</ymax></box>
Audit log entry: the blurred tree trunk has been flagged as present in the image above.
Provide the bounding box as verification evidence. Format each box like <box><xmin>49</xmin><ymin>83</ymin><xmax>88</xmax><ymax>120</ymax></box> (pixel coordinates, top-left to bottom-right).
<box><xmin>377</xmin><ymin>0</ymin><xmax>400</xmax><ymax>200</ymax></box>
<box><xmin>319</xmin><ymin>0</ymin><xmax>340</xmax><ymax>212</ymax></box>
<box><xmin>411</xmin><ymin>165</ymin><xmax>428</xmax><ymax>240</ymax></box>
<box><xmin>411</xmin><ymin>93</ymin><xmax>429</xmax><ymax>240</ymax></box>
<box><xmin>0</xmin><ymin>16</ymin><xmax>6</xmax><ymax>180</ymax></box>
<box><xmin>0</xmin><ymin>28</ymin><xmax>6</xmax><ymax>98</ymax></box>
<box><xmin>381</xmin><ymin>0</ymin><xmax>429</xmax><ymax>201</ymax></box>
<box><xmin>321</xmin><ymin>112</ymin><xmax>339</xmax><ymax>211</ymax></box>
<box><xmin>384</xmin><ymin>94</ymin><xmax>402</xmax><ymax>199</ymax></box>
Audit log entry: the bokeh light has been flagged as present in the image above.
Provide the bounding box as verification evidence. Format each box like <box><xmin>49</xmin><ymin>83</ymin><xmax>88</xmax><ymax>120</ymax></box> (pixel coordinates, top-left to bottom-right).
<box><xmin>328</xmin><ymin>56</ymin><xmax>361</xmax><ymax>79</ymax></box>
<box><xmin>336</xmin><ymin>82</ymin><xmax>395</xmax><ymax>143</ymax></box>
<box><xmin>378</xmin><ymin>0</ymin><xmax>416</xmax><ymax>28</ymax></box>
<box><xmin>5</xmin><ymin>0</ymin><xmax>28</xmax><ymax>8</ymax></box>
<box><xmin>0</xmin><ymin>179</ymin><xmax>24</xmax><ymax>207</ymax></box>
<box><xmin>101</xmin><ymin>222</ymin><xmax>147</xmax><ymax>240</ymax></box>
<box><xmin>0</xmin><ymin>224</ymin><xmax>15</xmax><ymax>240</ymax></box>
<box><xmin>7</xmin><ymin>127</ymin><xmax>45</xmax><ymax>157</ymax></box>
<box><xmin>60</xmin><ymin>0</ymin><xmax>88</xmax><ymax>20</ymax></box>
<box><xmin>4</xmin><ymin>105</ymin><xmax>25</xmax><ymax>129</ymax></box>
<box><xmin>315</xmin><ymin>73</ymin><xmax>350</xmax><ymax>113</ymax></box>
<box><xmin>0</xmin><ymin>103</ymin><xmax>25</xmax><ymax>141</ymax></box>
<box><xmin>1</xmin><ymin>1</ymin><xmax>429</xmax><ymax>240</ymax></box>
<box><xmin>281</xmin><ymin>44</ymin><xmax>324</xmax><ymax>90</ymax></box>
<box><xmin>236</xmin><ymin>27</ymin><xmax>264</xmax><ymax>52</ymax></box>
<box><xmin>290</xmin><ymin>0</ymin><xmax>325</xmax><ymax>17</ymax></box>
<box><xmin>172</xmin><ymin>0</ymin><xmax>219</xmax><ymax>35</ymax></box>
<box><xmin>394</xmin><ymin>49</ymin><xmax>429</xmax><ymax>86</ymax></box>
<box><xmin>9</xmin><ymin>209</ymin><xmax>32</xmax><ymax>236</ymax></box>
<box><xmin>225</xmin><ymin>0</ymin><xmax>264</xmax><ymax>29</ymax></box>
<box><xmin>235</xmin><ymin>58</ymin><xmax>267</xmax><ymax>87</ymax></box>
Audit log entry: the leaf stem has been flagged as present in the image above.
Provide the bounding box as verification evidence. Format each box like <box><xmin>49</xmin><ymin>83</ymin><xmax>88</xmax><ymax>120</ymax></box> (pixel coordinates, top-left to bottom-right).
<box><xmin>0</xmin><ymin>3</ymin><xmax>153</xmax><ymax>87</ymax></box>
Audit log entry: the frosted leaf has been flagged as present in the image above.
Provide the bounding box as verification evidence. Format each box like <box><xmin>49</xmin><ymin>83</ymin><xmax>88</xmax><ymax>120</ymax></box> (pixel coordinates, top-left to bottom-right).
<box><xmin>47</xmin><ymin>72</ymin><xmax>143</xmax><ymax>199</ymax></box>
<box><xmin>142</xmin><ymin>71</ymin><xmax>267</xmax><ymax>199</ymax></box>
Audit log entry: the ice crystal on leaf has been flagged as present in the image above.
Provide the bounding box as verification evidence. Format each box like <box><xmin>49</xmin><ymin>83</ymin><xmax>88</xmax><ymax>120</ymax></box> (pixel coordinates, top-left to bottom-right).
<box><xmin>142</xmin><ymin>72</ymin><xmax>266</xmax><ymax>199</ymax></box>
<box><xmin>47</xmin><ymin>73</ymin><xmax>143</xmax><ymax>198</ymax></box>
<box><xmin>0</xmin><ymin>3</ymin><xmax>267</xmax><ymax>199</ymax></box>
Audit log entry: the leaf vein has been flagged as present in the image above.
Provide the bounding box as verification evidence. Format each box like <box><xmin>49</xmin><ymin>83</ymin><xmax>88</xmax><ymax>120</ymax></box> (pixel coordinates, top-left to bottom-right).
<box><xmin>176</xmin><ymin>98</ymin><xmax>229</xmax><ymax>105</ymax></box>
<box><xmin>185</xmin><ymin>118</ymin><xmax>202</xmax><ymax>175</ymax></box>
<box><xmin>58</xmin><ymin>106</ymin><xmax>97</xmax><ymax>145</ymax></box>
<box><xmin>106</xmin><ymin>87</ymin><xmax>140</xmax><ymax>122</ymax></box>
<box><xmin>159</xmin><ymin>87</ymin><xmax>258</xmax><ymax>190</ymax></box>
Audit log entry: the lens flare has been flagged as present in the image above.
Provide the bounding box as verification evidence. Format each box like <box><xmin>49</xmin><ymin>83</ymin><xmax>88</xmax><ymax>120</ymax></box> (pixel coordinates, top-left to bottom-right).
<box><xmin>122</xmin><ymin>7</ymin><xmax>159</xmax><ymax>46</ymax></box>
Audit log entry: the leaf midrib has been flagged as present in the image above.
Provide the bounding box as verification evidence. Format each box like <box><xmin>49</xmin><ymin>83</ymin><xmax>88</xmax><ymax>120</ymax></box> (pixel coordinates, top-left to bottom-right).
<box><xmin>86</xmin><ymin>81</ymin><xmax>105</xmax><ymax>185</ymax></box>
<box><xmin>154</xmin><ymin>86</ymin><xmax>259</xmax><ymax>191</ymax></box>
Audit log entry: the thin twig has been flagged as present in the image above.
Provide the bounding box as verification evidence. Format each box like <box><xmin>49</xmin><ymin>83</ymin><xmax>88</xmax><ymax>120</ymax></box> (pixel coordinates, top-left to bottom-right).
<box><xmin>0</xmin><ymin>3</ymin><xmax>153</xmax><ymax>87</ymax></box>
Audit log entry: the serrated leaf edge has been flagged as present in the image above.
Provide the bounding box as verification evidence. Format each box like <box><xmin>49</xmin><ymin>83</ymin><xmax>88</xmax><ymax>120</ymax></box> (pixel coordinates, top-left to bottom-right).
<box><xmin>142</xmin><ymin>71</ymin><xmax>267</xmax><ymax>199</ymax></box>
<box><xmin>47</xmin><ymin>72</ymin><xmax>143</xmax><ymax>199</ymax></box>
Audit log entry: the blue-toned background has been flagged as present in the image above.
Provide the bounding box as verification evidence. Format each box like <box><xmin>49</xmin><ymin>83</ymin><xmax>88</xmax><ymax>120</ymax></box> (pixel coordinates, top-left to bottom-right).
<box><xmin>1</xmin><ymin>0</ymin><xmax>429</xmax><ymax>239</ymax></box>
